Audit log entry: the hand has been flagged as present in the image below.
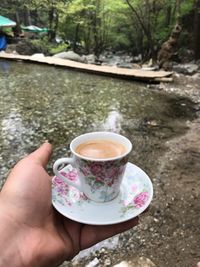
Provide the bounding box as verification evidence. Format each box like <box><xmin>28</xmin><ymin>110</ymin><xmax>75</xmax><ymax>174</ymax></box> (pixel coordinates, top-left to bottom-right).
<box><xmin>0</xmin><ymin>143</ymin><xmax>139</xmax><ymax>267</ymax></box>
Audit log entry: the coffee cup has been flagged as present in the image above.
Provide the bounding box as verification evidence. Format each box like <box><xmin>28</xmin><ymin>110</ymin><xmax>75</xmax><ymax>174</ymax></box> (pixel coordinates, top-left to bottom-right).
<box><xmin>53</xmin><ymin>132</ymin><xmax>132</xmax><ymax>202</ymax></box>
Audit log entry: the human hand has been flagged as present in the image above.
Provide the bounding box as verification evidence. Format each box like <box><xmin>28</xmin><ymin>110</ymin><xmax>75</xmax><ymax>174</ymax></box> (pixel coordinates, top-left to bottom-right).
<box><xmin>0</xmin><ymin>143</ymin><xmax>139</xmax><ymax>267</ymax></box>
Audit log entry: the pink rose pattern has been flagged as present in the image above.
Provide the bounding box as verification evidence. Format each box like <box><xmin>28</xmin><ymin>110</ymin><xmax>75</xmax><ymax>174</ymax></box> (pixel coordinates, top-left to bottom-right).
<box><xmin>121</xmin><ymin>190</ymin><xmax>149</xmax><ymax>215</ymax></box>
<box><xmin>133</xmin><ymin>192</ymin><xmax>149</xmax><ymax>208</ymax></box>
<box><xmin>75</xmin><ymin>157</ymin><xmax>128</xmax><ymax>201</ymax></box>
<box><xmin>77</xmin><ymin>157</ymin><xmax>128</xmax><ymax>188</ymax></box>
<box><xmin>52</xmin><ymin>168</ymin><xmax>150</xmax><ymax>216</ymax></box>
<box><xmin>52</xmin><ymin>170</ymin><xmax>88</xmax><ymax>206</ymax></box>
<box><xmin>60</xmin><ymin>170</ymin><xmax>78</xmax><ymax>182</ymax></box>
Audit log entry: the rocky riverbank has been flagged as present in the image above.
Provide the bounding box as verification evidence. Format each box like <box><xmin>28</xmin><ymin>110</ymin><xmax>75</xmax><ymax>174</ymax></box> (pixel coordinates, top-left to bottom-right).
<box><xmin>61</xmin><ymin>73</ymin><xmax>200</xmax><ymax>267</ymax></box>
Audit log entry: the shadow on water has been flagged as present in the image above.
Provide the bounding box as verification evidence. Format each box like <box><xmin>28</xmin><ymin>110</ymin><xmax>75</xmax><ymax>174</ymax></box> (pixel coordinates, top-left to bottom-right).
<box><xmin>0</xmin><ymin>60</ymin><xmax>198</xmax><ymax>262</ymax></box>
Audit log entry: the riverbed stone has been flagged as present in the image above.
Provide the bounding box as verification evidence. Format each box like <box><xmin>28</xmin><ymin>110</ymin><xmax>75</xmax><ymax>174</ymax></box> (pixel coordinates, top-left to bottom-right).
<box><xmin>173</xmin><ymin>63</ymin><xmax>199</xmax><ymax>75</ymax></box>
<box><xmin>85</xmin><ymin>54</ymin><xmax>97</xmax><ymax>64</ymax></box>
<box><xmin>113</xmin><ymin>257</ymin><xmax>156</xmax><ymax>267</ymax></box>
<box><xmin>53</xmin><ymin>51</ymin><xmax>87</xmax><ymax>63</ymax></box>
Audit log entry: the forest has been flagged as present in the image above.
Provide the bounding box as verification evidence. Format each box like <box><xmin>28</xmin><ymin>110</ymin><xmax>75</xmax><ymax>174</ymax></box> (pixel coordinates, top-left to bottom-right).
<box><xmin>0</xmin><ymin>0</ymin><xmax>200</xmax><ymax>67</ymax></box>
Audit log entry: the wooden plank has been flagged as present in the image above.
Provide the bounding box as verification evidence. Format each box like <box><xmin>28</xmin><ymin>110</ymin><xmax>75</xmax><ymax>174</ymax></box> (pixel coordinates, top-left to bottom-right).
<box><xmin>0</xmin><ymin>52</ymin><xmax>173</xmax><ymax>82</ymax></box>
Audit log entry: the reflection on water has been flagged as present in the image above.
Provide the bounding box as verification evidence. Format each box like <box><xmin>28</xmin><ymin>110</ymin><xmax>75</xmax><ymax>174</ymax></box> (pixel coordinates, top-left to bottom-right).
<box><xmin>98</xmin><ymin>103</ymin><xmax>122</xmax><ymax>132</ymax></box>
<box><xmin>2</xmin><ymin>110</ymin><xmax>27</xmax><ymax>154</ymax></box>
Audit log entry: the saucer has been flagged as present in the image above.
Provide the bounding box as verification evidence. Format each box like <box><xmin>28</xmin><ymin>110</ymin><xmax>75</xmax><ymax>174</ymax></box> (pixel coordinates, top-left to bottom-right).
<box><xmin>52</xmin><ymin>162</ymin><xmax>153</xmax><ymax>225</ymax></box>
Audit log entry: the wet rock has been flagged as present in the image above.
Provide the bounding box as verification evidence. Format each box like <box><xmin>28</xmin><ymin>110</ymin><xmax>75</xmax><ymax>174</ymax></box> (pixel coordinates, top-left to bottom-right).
<box><xmin>85</xmin><ymin>257</ymin><xmax>99</xmax><ymax>267</ymax></box>
<box><xmin>113</xmin><ymin>258</ymin><xmax>156</xmax><ymax>267</ymax></box>
<box><xmin>53</xmin><ymin>51</ymin><xmax>87</xmax><ymax>63</ymax></box>
<box><xmin>173</xmin><ymin>63</ymin><xmax>199</xmax><ymax>75</ymax></box>
<box><xmin>131</xmin><ymin>54</ymin><xmax>142</xmax><ymax>63</ymax></box>
<box><xmin>104</xmin><ymin>258</ymin><xmax>111</xmax><ymax>266</ymax></box>
<box><xmin>117</xmin><ymin>63</ymin><xmax>133</xmax><ymax>69</ymax></box>
<box><xmin>85</xmin><ymin>54</ymin><xmax>97</xmax><ymax>64</ymax></box>
<box><xmin>16</xmin><ymin>39</ymin><xmax>48</xmax><ymax>55</ymax></box>
<box><xmin>31</xmin><ymin>53</ymin><xmax>45</xmax><ymax>58</ymax></box>
<box><xmin>142</xmin><ymin>66</ymin><xmax>159</xmax><ymax>71</ymax></box>
<box><xmin>114</xmin><ymin>261</ymin><xmax>129</xmax><ymax>267</ymax></box>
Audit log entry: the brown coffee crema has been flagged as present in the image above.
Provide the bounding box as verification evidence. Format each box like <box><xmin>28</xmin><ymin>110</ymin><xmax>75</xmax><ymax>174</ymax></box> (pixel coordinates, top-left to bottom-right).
<box><xmin>75</xmin><ymin>139</ymin><xmax>126</xmax><ymax>159</ymax></box>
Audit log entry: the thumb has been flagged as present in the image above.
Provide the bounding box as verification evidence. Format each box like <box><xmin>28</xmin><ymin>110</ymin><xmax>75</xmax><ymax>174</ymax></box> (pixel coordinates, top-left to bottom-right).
<box><xmin>29</xmin><ymin>142</ymin><xmax>53</xmax><ymax>167</ymax></box>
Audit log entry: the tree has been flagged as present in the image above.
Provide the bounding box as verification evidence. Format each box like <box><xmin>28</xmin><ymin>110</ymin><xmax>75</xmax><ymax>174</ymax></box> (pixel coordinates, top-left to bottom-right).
<box><xmin>193</xmin><ymin>0</ymin><xmax>200</xmax><ymax>59</ymax></box>
<box><xmin>124</xmin><ymin>0</ymin><xmax>164</xmax><ymax>60</ymax></box>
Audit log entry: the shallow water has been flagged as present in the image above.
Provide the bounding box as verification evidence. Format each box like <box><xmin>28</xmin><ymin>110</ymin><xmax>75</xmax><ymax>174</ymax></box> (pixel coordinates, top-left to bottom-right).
<box><xmin>0</xmin><ymin>60</ymin><xmax>197</xmax><ymax>187</ymax></box>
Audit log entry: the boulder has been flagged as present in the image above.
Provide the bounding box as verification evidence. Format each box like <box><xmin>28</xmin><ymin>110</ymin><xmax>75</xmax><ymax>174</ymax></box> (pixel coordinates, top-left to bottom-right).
<box><xmin>131</xmin><ymin>54</ymin><xmax>142</xmax><ymax>63</ymax></box>
<box><xmin>85</xmin><ymin>54</ymin><xmax>97</xmax><ymax>64</ymax></box>
<box><xmin>31</xmin><ymin>53</ymin><xmax>45</xmax><ymax>58</ymax></box>
<box><xmin>173</xmin><ymin>63</ymin><xmax>199</xmax><ymax>75</ymax></box>
<box><xmin>16</xmin><ymin>39</ymin><xmax>49</xmax><ymax>55</ymax></box>
<box><xmin>117</xmin><ymin>62</ymin><xmax>133</xmax><ymax>69</ymax></box>
<box><xmin>53</xmin><ymin>51</ymin><xmax>87</xmax><ymax>63</ymax></box>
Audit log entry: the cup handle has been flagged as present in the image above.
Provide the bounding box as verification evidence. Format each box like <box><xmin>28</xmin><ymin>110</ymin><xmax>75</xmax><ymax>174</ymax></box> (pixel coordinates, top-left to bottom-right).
<box><xmin>53</xmin><ymin>158</ymin><xmax>82</xmax><ymax>191</ymax></box>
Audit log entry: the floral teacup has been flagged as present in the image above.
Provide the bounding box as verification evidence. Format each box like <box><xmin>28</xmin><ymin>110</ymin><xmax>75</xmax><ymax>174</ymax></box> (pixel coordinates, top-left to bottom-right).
<box><xmin>53</xmin><ymin>132</ymin><xmax>132</xmax><ymax>202</ymax></box>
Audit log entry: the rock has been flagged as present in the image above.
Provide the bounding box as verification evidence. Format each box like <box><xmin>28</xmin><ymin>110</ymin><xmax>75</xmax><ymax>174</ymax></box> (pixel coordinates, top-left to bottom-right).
<box><xmin>173</xmin><ymin>63</ymin><xmax>199</xmax><ymax>75</ymax></box>
<box><xmin>142</xmin><ymin>66</ymin><xmax>159</xmax><ymax>71</ymax></box>
<box><xmin>195</xmin><ymin>59</ymin><xmax>200</xmax><ymax>66</ymax></box>
<box><xmin>53</xmin><ymin>51</ymin><xmax>87</xmax><ymax>63</ymax></box>
<box><xmin>113</xmin><ymin>258</ymin><xmax>156</xmax><ymax>267</ymax></box>
<box><xmin>85</xmin><ymin>54</ymin><xmax>97</xmax><ymax>64</ymax></box>
<box><xmin>117</xmin><ymin>63</ymin><xmax>133</xmax><ymax>69</ymax></box>
<box><xmin>16</xmin><ymin>39</ymin><xmax>49</xmax><ymax>55</ymax></box>
<box><xmin>131</xmin><ymin>54</ymin><xmax>142</xmax><ymax>63</ymax></box>
<box><xmin>113</xmin><ymin>261</ymin><xmax>130</xmax><ymax>267</ymax></box>
<box><xmin>5</xmin><ymin>44</ymin><xmax>18</xmax><ymax>54</ymax></box>
<box><xmin>85</xmin><ymin>257</ymin><xmax>99</xmax><ymax>267</ymax></box>
<box><xmin>142</xmin><ymin>59</ymin><xmax>159</xmax><ymax>70</ymax></box>
<box><xmin>137</xmin><ymin>257</ymin><xmax>156</xmax><ymax>267</ymax></box>
<box><xmin>104</xmin><ymin>258</ymin><xmax>111</xmax><ymax>266</ymax></box>
<box><xmin>31</xmin><ymin>53</ymin><xmax>45</xmax><ymax>58</ymax></box>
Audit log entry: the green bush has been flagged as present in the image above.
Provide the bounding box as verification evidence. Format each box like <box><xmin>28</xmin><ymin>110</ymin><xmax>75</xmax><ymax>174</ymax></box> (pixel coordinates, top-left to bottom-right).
<box><xmin>30</xmin><ymin>38</ymin><xmax>70</xmax><ymax>55</ymax></box>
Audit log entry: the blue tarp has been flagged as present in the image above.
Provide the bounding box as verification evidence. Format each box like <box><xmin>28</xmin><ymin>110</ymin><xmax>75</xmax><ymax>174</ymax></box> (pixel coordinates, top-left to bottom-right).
<box><xmin>0</xmin><ymin>35</ymin><xmax>7</xmax><ymax>51</ymax></box>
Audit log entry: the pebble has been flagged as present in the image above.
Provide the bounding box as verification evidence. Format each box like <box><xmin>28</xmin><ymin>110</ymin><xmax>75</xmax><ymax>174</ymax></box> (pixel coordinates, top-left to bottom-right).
<box><xmin>104</xmin><ymin>258</ymin><xmax>111</xmax><ymax>266</ymax></box>
<box><xmin>85</xmin><ymin>257</ymin><xmax>99</xmax><ymax>267</ymax></box>
<box><xmin>113</xmin><ymin>257</ymin><xmax>157</xmax><ymax>267</ymax></box>
<box><xmin>113</xmin><ymin>261</ymin><xmax>129</xmax><ymax>267</ymax></box>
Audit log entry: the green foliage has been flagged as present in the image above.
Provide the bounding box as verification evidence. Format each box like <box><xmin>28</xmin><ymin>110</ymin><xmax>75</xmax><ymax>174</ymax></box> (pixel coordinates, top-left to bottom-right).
<box><xmin>181</xmin><ymin>0</ymin><xmax>194</xmax><ymax>16</ymax></box>
<box><xmin>0</xmin><ymin>0</ymin><xmax>196</xmax><ymax>58</ymax></box>
<box><xmin>49</xmin><ymin>43</ymin><xmax>70</xmax><ymax>54</ymax></box>
<box><xmin>31</xmin><ymin>37</ymin><xmax>70</xmax><ymax>55</ymax></box>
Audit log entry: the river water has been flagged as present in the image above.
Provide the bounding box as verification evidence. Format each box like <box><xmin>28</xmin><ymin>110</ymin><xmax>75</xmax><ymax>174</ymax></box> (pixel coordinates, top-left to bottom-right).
<box><xmin>0</xmin><ymin>60</ymin><xmax>196</xmax><ymax>180</ymax></box>
<box><xmin>0</xmin><ymin>60</ymin><xmax>198</xmax><ymax>265</ymax></box>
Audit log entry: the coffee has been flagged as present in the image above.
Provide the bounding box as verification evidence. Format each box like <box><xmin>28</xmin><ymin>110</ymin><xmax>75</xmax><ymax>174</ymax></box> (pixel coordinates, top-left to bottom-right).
<box><xmin>75</xmin><ymin>139</ymin><xmax>126</xmax><ymax>159</ymax></box>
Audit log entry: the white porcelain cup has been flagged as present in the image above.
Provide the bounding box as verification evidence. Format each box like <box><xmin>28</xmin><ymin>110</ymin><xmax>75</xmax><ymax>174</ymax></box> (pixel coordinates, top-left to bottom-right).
<box><xmin>53</xmin><ymin>132</ymin><xmax>132</xmax><ymax>202</ymax></box>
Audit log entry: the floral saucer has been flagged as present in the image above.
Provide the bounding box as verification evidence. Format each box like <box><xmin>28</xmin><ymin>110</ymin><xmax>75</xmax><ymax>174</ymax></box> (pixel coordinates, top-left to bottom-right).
<box><xmin>52</xmin><ymin>162</ymin><xmax>153</xmax><ymax>225</ymax></box>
